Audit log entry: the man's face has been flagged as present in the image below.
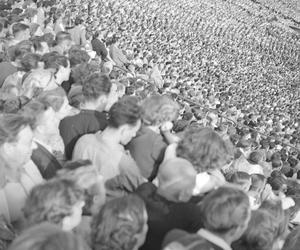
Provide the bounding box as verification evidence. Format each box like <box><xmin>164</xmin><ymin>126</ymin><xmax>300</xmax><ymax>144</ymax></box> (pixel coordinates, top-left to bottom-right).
<box><xmin>5</xmin><ymin>125</ymin><xmax>34</xmax><ymax>168</ymax></box>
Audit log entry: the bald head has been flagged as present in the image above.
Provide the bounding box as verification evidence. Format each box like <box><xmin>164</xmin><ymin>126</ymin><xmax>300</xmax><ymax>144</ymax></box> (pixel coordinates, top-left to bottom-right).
<box><xmin>158</xmin><ymin>158</ymin><xmax>197</xmax><ymax>202</ymax></box>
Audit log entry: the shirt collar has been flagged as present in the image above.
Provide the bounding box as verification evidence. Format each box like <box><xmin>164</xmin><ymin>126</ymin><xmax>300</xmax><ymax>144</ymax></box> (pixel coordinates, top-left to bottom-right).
<box><xmin>197</xmin><ymin>229</ymin><xmax>232</xmax><ymax>250</ymax></box>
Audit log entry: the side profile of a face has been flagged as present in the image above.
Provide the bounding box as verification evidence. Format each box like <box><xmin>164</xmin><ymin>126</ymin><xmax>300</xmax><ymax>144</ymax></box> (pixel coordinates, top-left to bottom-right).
<box><xmin>3</xmin><ymin>125</ymin><xmax>35</xmax><ymax>169</ymax></box>
<box><xmin>120</xmin><ymin>119</ymin><xmax>141</xmax><ymax>145</ymax></box>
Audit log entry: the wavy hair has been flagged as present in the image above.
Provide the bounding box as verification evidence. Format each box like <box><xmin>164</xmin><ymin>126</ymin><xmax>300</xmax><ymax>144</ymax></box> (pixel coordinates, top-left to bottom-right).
<box><xmin>91</xmin><ymin>195</ymin><xmax>147</xmax><ymax>250</ymax></box>
<box><xmin>176</xmin><ymin>126</ymin><xmax>232</xmax><ymax>172</ymax></box>
<box><xmin>141</xmin><ymin>94</ymin><xmax>179</xmax><ymax>126</ymax></box>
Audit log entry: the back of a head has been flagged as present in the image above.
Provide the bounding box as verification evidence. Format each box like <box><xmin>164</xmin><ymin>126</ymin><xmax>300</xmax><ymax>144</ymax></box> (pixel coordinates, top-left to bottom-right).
<box><xmin>248</xmin><ymin>151</ymin><xmax>263</xmax><ymax>164</ymax></box>
<box><xmin>91</xmin><ymin>195</ymin><xmax>147</xmax><ymax>250</ymax></box>
<box><xmin>8</xmin><ymin>223</ymin><xmax>86</xmax><ymax>250</ymax></box>
<box><xmin>23</xmin><ymin>178</ymin><xmax>84</xmax><ymax>227</ymax></box>
<box><xmin>141</xmin><ymin>94</ymin><xmax>179</xmax><ymax>126</ymax></box>
<box><xmin>234</xmin><ymin>210</ymin><xmax>278</xmax><ymax>250</ymax></box>
<box><xmin>82</xmin><ymin>72</ymin><xmax>111</xmax><ymax>102</ymax></box>
<box><xmin>158</xmin><ymin>158</ymin><xmax>196</xmax><ymax>202</ymax></box>
<box><xmin>176</xmin><ymin>126</ymin><xmax>232</xmax><ymax>172</ymax></box>
<box><xmin>249</xmin><ymin>174</ymin><xmax>265</xmax><ymax>192</ymax></box>
<box><xmin>108</xmin><ymin>96</ymin><xmax>142</xmax><ymax>128</ymax></box>
<box><xmin>200</xmin><ymin>186</ymin><xmax>250</xmax><ymax>236</ymax></box>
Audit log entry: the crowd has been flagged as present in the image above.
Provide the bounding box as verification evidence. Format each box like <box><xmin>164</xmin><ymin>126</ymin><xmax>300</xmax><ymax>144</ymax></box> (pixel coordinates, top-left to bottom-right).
<box><xmin>0</xmin><ymin>0</ymin><xmax>300</xmax><ymax>249</ymax></box>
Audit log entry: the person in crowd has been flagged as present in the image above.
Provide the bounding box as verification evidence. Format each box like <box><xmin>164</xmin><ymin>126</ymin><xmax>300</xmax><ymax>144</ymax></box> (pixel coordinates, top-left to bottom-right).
<box><xmin>175</xmin><ymin>126</ymin><xmax>230</xmax><ymax>195</ymax></box>
<box><xmin>68</xmin><ymin>17</ymin><xmax>87</xmax><ymax>47</ymax></box>
<box><xmin>107</xmin><ymin>34</ymin><xmax>130</xmax><ymax>68</ymax></box>
<box><xmin>73</xmin><ymin>96</ymin><xmax>145</xmax><ymax>197</ymax></box>
<box><xmin>127</xmin><ymin>94</ymin><xmax>179</xmax><ymax>181</ymax></box>
<box><xmin>22</xmin><ymin>98</ymin><xmax>62</xmax><ymax>179</ymax></box>
<box><xmin>51</xmin><ymin>31</ymin><xmax>72</xmax><ymax>55</ymax></box>
<box><xmin>91</xmin><ymin>195</ymin><xmax>148</xmax><ymax>250</ymax></box>
<box><xmin>232</xmin><ymin>210</ymin><xmax>279</xmax><ymax>250</ymax></box>
<box><xmin>91</xmin><ymin>30</ymin><xmax>108</xmax><ymax>62</ymax></box>
<box><xmin>227</xmin><ymin>171</ymin><xmax>252</xmax><ymax>192</ymax></box>
<box><xmin>135</xmin><ymin>157</ymin><xmax>203</xmax><ymax>250</ymax></box>
<box><xmin>59</xmin><ymin>72</ymin><xmax>111</xmax><ymax>160</ymax></box>
<box><xmin>8</xmin><ymin>222</ymin><xmax>88</xmax><ymax>250</ymax></box>
<box><xmin>23</xmin><ymin>178</ymin><xmax>85</xmax><ymax>231</ymax></box>
<box><xmin>7</xmin><ymin>23</ymin><xmax>30</xmax><ymax>47</ymax></box>
<box><xmin>163</xmin><ymin>186</ymin><xmax>251</xmax><ymax>250</ymax></box>
<box><xmin>0</xmin><ymin>113</ymin><xmax>43</xmax><ymax>223</ymax></box>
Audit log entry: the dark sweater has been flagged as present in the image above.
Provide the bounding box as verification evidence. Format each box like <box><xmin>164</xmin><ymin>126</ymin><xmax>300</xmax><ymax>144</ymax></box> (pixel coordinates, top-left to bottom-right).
<box><xmin>135</xmin><ymin>183</ymin><xmax>203</xmax><ymax>250</ymax></box>
<box><xmin>59</xmin><ymin>110</ymin><xmax>108</xmax><ymax>160</ymax></box>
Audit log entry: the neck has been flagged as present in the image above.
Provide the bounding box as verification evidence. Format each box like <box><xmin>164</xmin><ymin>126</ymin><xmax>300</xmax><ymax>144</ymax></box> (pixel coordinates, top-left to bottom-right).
<box><xmin>80</xmin><ymin>101</ymin><xmax>101</xmax><ymax>111</ymax></box>
<box><xmin>100</xmin><ymin>127</ymin><xmax>122</xmax><ymax>145</ymax></box>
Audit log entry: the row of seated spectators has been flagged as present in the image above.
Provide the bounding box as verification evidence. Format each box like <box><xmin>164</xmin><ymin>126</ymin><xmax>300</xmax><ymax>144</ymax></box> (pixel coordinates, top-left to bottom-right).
<box><xmin>0</xmin><ymin>0</ymin><xmax>299</xmax><ymax>250</ymax></box>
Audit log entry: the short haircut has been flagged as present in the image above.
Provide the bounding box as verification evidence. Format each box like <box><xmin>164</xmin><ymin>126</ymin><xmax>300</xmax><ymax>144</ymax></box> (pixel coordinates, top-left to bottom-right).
<box><xmin>12</xmin><ymin>22</ymin><xmax>29</xmax><ymax>35</ymax></box>
<box><xmin>55</xmin><ymin>31</ymin><xmax>71</xmax><ymax>44</ymax></box>
<box><xmin>141</xmin><ymin>94</ymin><xmax>179</xmax><ymax>126</ymax></box>
<box><xmin>108</xmin><ymin>96</ymin><xmax>142</xmax><ymax>128</ymax></box>
<box><xmin>43</xmin><ymin>53</ymin><xmax>69</xmax><ymax>72</ymax></box>
<box><xmin>8</xmin><ymin>222</ymin><xmax>86</xmax><ymax>250</ymax></box>
<box><xmin>91</xmin><ymin>195</ymin><xmax>146</xmax><ymax>250</ymax></box>
<box><xmin>23</xmin><ymin>178</ymin><xmax>84</xmax><ymax>227</ymax></box>
<box><xmin>199</xmin><ymin>186</ymin><xmax>250</xmax><ymax>234</ymax></box>
<box><xmin>20</xmin><ymin>53</ymin><xmax>41</xmax><ymax>72</ymax></box>
<box><xmin>82</xmin><ymin>73</ymin><xmax>111</xmax><ymax>101</ymax></box>
<box><xmin>282</xmin><ymin>226</ymin><xmax>300</xmax><ymax>250</ymax></box>
<box><xmin>248</xmin><ymin>151</ymin><xmax>263</xmax><ymax>164</ymax></box>
<box><xmin>0</xmin><ymin>113</ymin><xmax>33</xmax><ymax>146</ymax></box>
<box><xmin>233</xmin><ymin>210</ymin><xmax>278</xmax><ymax>250</ymax></box>
<box><xmin>267</xmin><ymin>174</ymin><xmax>287</xmax><ymax>192</ymax></box>
<box><xmin>176</xmin><ymin>126</ymin><xmax>232</xmax><ymax>172</ymax></box>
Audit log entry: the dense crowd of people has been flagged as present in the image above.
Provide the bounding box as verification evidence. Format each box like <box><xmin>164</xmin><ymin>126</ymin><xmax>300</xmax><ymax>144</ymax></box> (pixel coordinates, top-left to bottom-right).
<box><xmin>0</xmin><ymin>0</ymin><xmax>300</xmax><ymax>249</ymax></box>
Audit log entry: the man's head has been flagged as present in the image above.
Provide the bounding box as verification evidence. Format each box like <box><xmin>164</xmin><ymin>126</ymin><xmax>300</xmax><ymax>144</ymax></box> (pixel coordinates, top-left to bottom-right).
<box><xmin>108</xmin><ymin>96</ymin><xmax>142</xmax><ymax>145</ymax></box>
<box><xmin>158</xmin><ymin>158</ymin><xmax>197</xmax><ymax>202</ymax></box>
<box><xmin>200</xmin><ymin>186</ymin><xmax>251</xmax><ymax>243</ymax></box>
<box><xmin>81</xmin><ymin>73</ymin><xmax>112</xmax><ymax>111</ymax></box>
<box><xmin>0</xmin><ymin>113</ymin><xmax>35</xmax><ymax>169</ymax></box>
<box><xmin>12</xmin><ymin>22</ymin><xmax>30</xmax><ymax>41</ymax></box>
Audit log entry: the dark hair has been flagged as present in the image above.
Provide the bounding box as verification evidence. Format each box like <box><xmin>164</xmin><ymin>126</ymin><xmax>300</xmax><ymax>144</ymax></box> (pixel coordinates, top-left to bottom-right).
<box><xmin>108</xmin><ymin>96</ymin><xmax>142</xmax><ymax>128</ymax></box>
<box><xmin>74</xmin><ymin>17</ymin><xmax>83</xmax><ymax>26</ymax></box>
<box><xmin>20</xmin><ymin>53</ymin><xmax>41</xmax><ymax>72</ymax></box>
<box><xmin>12</xmin><ymin>22</ymin><xmax>29</xmax><ymax>35</ymax></box>
<box><xmin>82</xmin><ymin>73</ymin><xmax>111</xmax><ymax>101</ymax></box>
<box><xmin>8</xmin><ymin>223</ymin><xmax>86</xmax><ymax>250</ymax></box>
<box><xmin>200</xmin><ymin>186</ymin><xmax>250</xmax><ymax>235</ymax></box>
<box><xmin>249</xmin><ymin>174</ymin><xmax>265</xmax><ymax>192</ymax></box>
<box><xmin>23</xmin><ymin>178</ymin><xmax>84</xmax><ymax>227</ymax></box>
<box><xmin>43</xmin><ymin>53</ymin><xmax>69</xmax><ymax>73</ymax></box>
<box><xmin>91</xmin><ymin>195</ymin><xmax>146</xmax><ymax>250</ymax></box>
<box><xmin>72</xmin><ymin>62</ymin><xmax>99</xmax><ymax>86</ymax></box>
<box><xmin>0</xmin><ymin>113</ymin><xmax>34</xmax><ymax>146</ymax></box>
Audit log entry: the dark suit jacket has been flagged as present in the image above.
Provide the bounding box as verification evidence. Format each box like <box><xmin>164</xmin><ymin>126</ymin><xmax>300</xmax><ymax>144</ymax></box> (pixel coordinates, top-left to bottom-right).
<box><xmin>31</xmin><ymin>142</ymin><xmax>62</xmax><ymax>180</ymax></box>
